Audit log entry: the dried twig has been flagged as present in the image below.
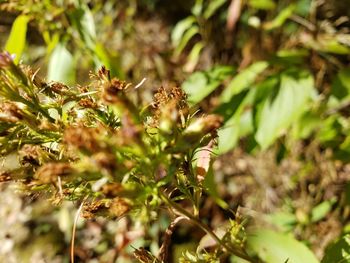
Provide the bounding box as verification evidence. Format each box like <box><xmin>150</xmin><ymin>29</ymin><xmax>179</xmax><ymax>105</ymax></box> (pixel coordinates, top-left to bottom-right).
<box><xmin>158</xmin><ymin>216</ymin><xmax>187</xmax><ymax>262</ymax></box>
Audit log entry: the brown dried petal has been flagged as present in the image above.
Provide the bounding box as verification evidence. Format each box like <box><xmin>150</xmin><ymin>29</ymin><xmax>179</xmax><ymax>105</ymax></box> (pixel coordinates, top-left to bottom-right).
<box><xmin>64</xmin><ymin>125</ymin><xmax>103</xmax><ymax>152</ymax></box>
<box><xmin>35</xmin><ymin>162</ymin><xmax>73</xmax><ymax>184</ymax></box>
<box><xmin>109</xmin><ymin>197</ymin><xmax>130</xmax><ymax>217</ymax></box>
<box><xmin>0</xmin><ymin>52</ymin><xmax>13</xmax><ymax>68</ymax></box>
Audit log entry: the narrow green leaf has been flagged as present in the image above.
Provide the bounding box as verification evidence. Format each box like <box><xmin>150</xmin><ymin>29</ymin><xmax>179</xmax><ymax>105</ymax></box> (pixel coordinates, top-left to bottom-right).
<box><xmin>248</xmin><ymin>0</ymin><xmax>276</xmax><ymax>10</ymax></box>
<box><xmin>264</xmin><ymin>4</ymin><xmax>296</xmax><ymax>30</ymax></box>
<box><xmin>255</xmin><ymin>71</ymin><xmax>315</xmax><ymax>149</ymax></box>
<box><xmin>174</xmin><ymin>26</ymin><xmax>199</xmax><ymax>57</ymax></box>
<box><xmin>311</xmin><ymin>198</ymin><xmax>336</xmax><ymax>223</ymax></box>
<box><xmin>5</xmin><ymin>15</ymin><xmax>29</xmax><ymax>64</ymax></box>
<box><xmin>203</xmin><ymin>0</ymin><xmax>226</xmax><ymax>19</ymax></box>
<box><xmin>220</xmin><ymin>61</ymin><xmax>268</xmax><ymax>103</ymax></box>
<box><xmin>47</xmin><ymin>43</ymin><xmax>75</xmax><ymax>85</ymax></box>
<box><xmin>248</xmin><ymin>229</ymin><xmax>319</xmax><ymax>263</ymax></box>
<box><xmin>171</xmin><ymin>16</ymin><xmax>197</xmax><ymax>46</ymax></box>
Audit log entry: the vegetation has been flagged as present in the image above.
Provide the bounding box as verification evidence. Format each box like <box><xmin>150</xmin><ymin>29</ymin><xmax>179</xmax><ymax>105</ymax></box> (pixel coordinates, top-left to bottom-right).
<box><xmin>0</xmin><ymin>0</ymin><xmax>350</xmax><ymax>262</ymax></box>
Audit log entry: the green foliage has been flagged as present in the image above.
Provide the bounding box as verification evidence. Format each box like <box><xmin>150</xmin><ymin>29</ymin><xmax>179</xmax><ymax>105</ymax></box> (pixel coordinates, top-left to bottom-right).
<box><xmin>247</xmin><ymin>229</ymin><xmax>319</xmax><ymax>263</ymax></box>
<box><xmin>322</xmin><ymin>235</ymin><xmax>350</xmax><ymax>263</ymax></box>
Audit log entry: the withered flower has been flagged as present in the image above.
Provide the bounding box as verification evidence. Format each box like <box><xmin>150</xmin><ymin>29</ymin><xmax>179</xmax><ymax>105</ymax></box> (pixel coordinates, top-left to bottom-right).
<box><xmin>0</xmin><ymin>172</ymin><xmax>12</xmax><ymax>182</ymax></box>
<box><xmin>49</xmin><ymin>82</ymin><xmax>69</xmax><ymax>94</ymax></box>
<box><xmin>0</xmin><ymin>52</ymin><xmax>14</xmax><ymax>68</ymax></box>
<box><xmin>102</xmin><ymin>183</ymin><xmax>123</xmax><ymax>197</ymax></box>
<box><xmin>0</xmin><ymin>102</ymin><xmax>24</xmax><ymax>122</ymax></box>
<box><xmin>34</xmin><ymin>162</ymin><xmax>73</xmax><ymax>184</ymax></box>
<box><xmin>93</xmin><ymin>152</ymin><xmax>117</xmax><ymax>173</ymax></box>
<box><xmin>79</xmin><ymin>97</ymin><xmax>97</xmax><ymax>109</ymax></box>
<box><xmin>102</xmin><ymin>78</ymin><xmax>130</xmax><ymax>104</ymax></box>
<box><xmin>151</xmin><ymin>87</ymin><xmax>189</xmax><ymax>129</ymax></box>
<box><xmin>97</xmin><ymin>66</ymin><xmax>111</xmax><ymax>81</ymax></box>
<box><xmin>82</xmin><ymin>200</ymin><xmax>107</xmax><ymax>219</ymax></box>
<box><xmin>18</xmin><ymin>144</ymin><xmax>42</xmax><ymax>166</ymax></box>
<box><xmin>63</xmin><ymin>125</ymin><xmax>104</xmax><ymax>153</ymax></box>
<box><xmin>109</xmin><ymin>197</ymin><xmax>130</xmax><ymax>217</ymax></box>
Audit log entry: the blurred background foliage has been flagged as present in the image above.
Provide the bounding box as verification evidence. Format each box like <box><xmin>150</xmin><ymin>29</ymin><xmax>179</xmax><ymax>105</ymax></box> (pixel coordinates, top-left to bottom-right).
<box><xmin>1</xmin><ymin>0</ymin><xmax>350</xmax><ymax>262</ymax></box>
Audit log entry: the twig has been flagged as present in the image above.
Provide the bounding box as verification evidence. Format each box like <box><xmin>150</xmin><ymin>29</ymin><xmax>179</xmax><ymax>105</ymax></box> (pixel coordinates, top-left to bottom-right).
<box><xmin>70</xmin><ymin>198</ymin><xmax>87</xmax><ymax>263</ymax></box>
<box><xmin>158</xmin><ymin>216</ymin><xmax>186</xmax><ymax>262</ymax></box>
<box><xmin>158</xmin><ymin>190</ymin><xmax>257</xmax><ymax>263</ymax></box>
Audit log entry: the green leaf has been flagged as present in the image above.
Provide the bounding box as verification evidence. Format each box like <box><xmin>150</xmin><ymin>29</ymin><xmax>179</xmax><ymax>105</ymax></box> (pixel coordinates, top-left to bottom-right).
<box><xmin>47</xmin><ymin>43</ymin><xmax>75</xmax><ymax>85</ymax></box>
<box><xmin>247</xmin><ymin>229</ymin><xmax>319</xmax><ymax>263</ymax></box>
<box><xmin>311</xmin><ymin>198</ymin><xmax>336</xmax><ymax>223</ymax></box>
<box><xmin>174</xmin><ymin>26</ymin><xmax>199</xmax><ymax>57</ymax></box>
<box><xmin>248</xmin><ymin>0</ymin><xmax>276</xmax><ymax>10</ymax></box>
<box><xmin>322</xmin><ymin>234</ymin><xmax>350</xmax><ymax>263</ymax></box>
<box><xmin>332</xmin><ymin>68</ymin><xmax>350</xmax><ymax>100</ymax></box>
<box><xmin>264</xmin><ymin>4</ymin><xmax>296</xmax><ymax>30</ymax></box>
<box><xmin>69</xmin><ymin>5</ymin><xmax>96</xmax><ymax>50</ymax></box>
<box><xmin>171</xmin><ymin>16</ymin><xmax>197</xmax><ymax>46</ymax></box>
<box><xmin>255</xmin><ymin>71</ymin><xmax>315</xmax><ymax>149</ymax></box>
<box><xmin>203</xmin><ymin>0</ymin><xmax>226</xmax><ymax>19</ymax></box>
<box><xmin>182</xmin><ymin>66</ymin><xmax>234</xmax><ymax>105</ymax></box>
<box><xmin>5</xmin><ymin>15</ymin><xmax>29</xmax><ymax>64</ymax></box>
<box><xmin>220</xmin><ymin>61</ymin><xmax>268</xmax><ymax>103</ymax></box>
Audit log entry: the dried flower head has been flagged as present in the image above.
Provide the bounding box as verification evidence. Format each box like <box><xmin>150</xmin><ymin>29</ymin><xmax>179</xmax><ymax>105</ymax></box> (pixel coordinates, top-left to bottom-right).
<box><xmin>0</xmin><ymin>102</ymin><xmax>24</xmax><ymax>122</ymax></box>
<box><xmin>0</xmin><ymin>172</ymin><xmax>12</xmax><ymax>182</ymax></box>
<box><xmin>0</xmin><ymin>52</ymin><xmax>14</xmax><ymax>68</ymax></box>
<box><xmin>34</xmin><ymin>162</ymin><xmax>73</xmax><ymax>184</ymax></box>
<box><xmin>102</xmin><ymin>78</ymin><xmax>130</xmax><ymax>104</ymax></box>
<box><xmin>109</xmin><ymin>197</ymin><xmax>130</xmax><ymax>217</ymax></box>
<box><xmin>82</xmin><ymin>200</ymin><xmax>107</xmax><ymax>219</ymax></box>
<box><xmin>102</xmin><ymin>183</ymin><xmax>123</xmax><ymax>197</ymax></box>
<box><xmin>79</xmin><ymin>97</ymin><xmax>97</xmax><ymax>109</ymax></box>
<box><xmin>64</xmin><ymin>125</ymin><xmax>104</xmax><ymax>153</ymax></box>
<box><xmin>18</xmin><ymin>144</ymin><xmax>42</xmax><ymax>166</ymax></box>
<box><xmin>93</xmin><ymin>152</ymin><xmax>117</xmax><ymax>173</ymax></box>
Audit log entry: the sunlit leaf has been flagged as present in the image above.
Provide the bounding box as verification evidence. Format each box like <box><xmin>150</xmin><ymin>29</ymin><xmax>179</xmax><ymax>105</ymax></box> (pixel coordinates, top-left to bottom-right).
<box><xmin>255</xmin><ymin>71</ymin><xmax>315</xmax><ymax>149</ymax></box>
<box><xmin>47</xmin><ymin>43</ymin><xmax>75</xmax><ymax>85</ymax></box>
<box><xmin>5</xmin><ymin>15</ymin><xmax>29</xmax><ymax>64</ymax></box>
<box><xmin>247</xmin><ymin>229</ymin><xmax>319</xmax><ymax>263</ymax></box>
<box><xmin>264</xmin><ymin>4</ymin><xmax>296</xmax><ymax>30</ymax></box>
<box><xmin>182</xmin><ymin>66</ymin><xmax>234</xmax><ymax>105</ymax></box>
<box><xmin>220</xmin><ymin>61</ymin><xmax>268</xmax><ymax>103</ymax></box>
<box><xmin>248</xmin><ymin>0</ymin><xmax>276</xmax><ymax>10</ymax></box>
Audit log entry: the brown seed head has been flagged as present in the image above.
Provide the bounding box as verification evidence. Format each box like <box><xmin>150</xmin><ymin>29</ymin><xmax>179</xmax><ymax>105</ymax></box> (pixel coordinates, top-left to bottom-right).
<box><xmin>64</xmin><ymin>125</ymin><xmax>103</xmax><ymax>153</ymax></box>
<box><xmin>35</xmin><ymin>162</ymin><xmax>73</xmax><ymax>184</ymax></box>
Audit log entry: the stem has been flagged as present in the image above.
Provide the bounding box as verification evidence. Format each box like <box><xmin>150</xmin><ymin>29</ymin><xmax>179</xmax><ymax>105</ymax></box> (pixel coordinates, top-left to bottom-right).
<box><xmin>159</xmin><ymin>190</ymin><xmax>257</xmax><ymax>262</ymax></box>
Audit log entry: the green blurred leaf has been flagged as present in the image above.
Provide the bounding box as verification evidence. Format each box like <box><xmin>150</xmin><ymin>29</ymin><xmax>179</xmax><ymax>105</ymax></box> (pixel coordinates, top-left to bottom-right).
<box><xmin>220</xmin><ymin>61</ymin><xmax>268</xmax><ymax>103</ymax></box>
<box><xmin>171</xmin><ymin>16</ymin><xmax>197</xmax><ymax>46</ymax></box>
<box><xmin>311</xmin><ymin>198</ymin><xmax>336</xmax><ymax>223</ymax></box>
<box><xmin>247</xmin><ymin>229</ymin><xmax>319</xmax><ymax>263</ymax></box>
<box><xmin>255</xmin><ymin>71</ymin><xmax>315</xmax><ymax>149</ymax></box>
<box><xmin>184</xmin><ymin>42</ymin><xmax>204</xmax><ymax>72</ymax></box>
<box><xmin>332</xmin><ymin>68</ymin><xmax>350</xmax><ymax>100</ymax></box>
<box><xmin>174</xmin><ymin>26</ymin><xmax>199</xmax><ymax>57</ymax></box>
<box><xmin>267</xmin><ymin>211</ymin><xmax>297</xmax><ymax>232</ymax></box>
<box><xmin>248</xmin><ymin>0</ymin><xmax>276</xmax><ymax>10</ymax></box>
<box><xmin>203</xmin><ymin>0</ymin><xmax>226</xmax><ymax>19</ymax></box>
<box><xmin>5</xmin><ymin>15</ymin><xmax>29</xmax><ymax>64</ymax></box>
<box><xmin>322</xmin><ymin>234</ymin><xmax>350</xmax><ymax>263</ymax></box>
<box><xmin>264</xmin><ymin>4</ymin><xmax>296</xmax><ymax>30</ymax></box>
<box><xmin>182</xmin><ymin>66</ymin><xmax>234</xmax><ymax>105</ymax></box>
<box><xmin>47</xmin><ymin>43</ymin><xmax>75</xmax><ymax>85</ymax></box>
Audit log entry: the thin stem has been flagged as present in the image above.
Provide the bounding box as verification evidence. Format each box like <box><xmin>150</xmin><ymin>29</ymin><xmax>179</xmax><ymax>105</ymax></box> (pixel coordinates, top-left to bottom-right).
<box><xmin>159</xmin><ymin>190</ymin><xmax>257</xmax><ymax>262</ymax></box>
